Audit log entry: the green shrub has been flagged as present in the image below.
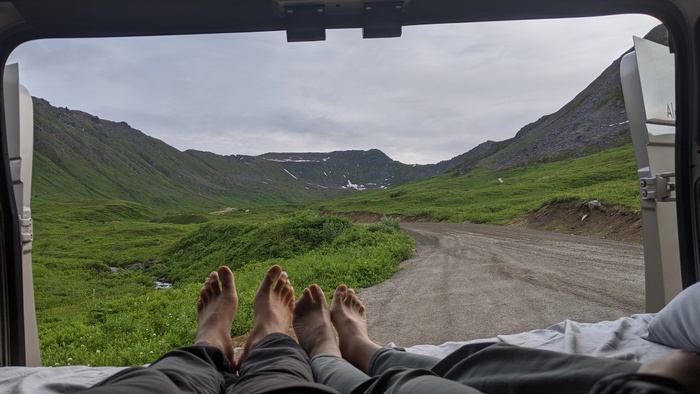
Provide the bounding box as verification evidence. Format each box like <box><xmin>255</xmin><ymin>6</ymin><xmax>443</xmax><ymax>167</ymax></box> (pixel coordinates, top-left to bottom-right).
<box><xmin>35</xmin><ymin>209</ymin><xmax>414</xmax><ymax>367</ymax></box>
<box><xmin>377</xmin><ymin>216</ymin><xmax>401</xmax><ymax>231</ymax></box>
<box><xmin>159</xmin><ymin>214</ymin><xmax>210</xmax><ymax>224</ymax></box>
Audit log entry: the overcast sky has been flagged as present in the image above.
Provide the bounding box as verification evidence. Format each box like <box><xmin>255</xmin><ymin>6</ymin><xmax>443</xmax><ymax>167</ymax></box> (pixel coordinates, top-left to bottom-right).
<box><xmin>7</xmin><ymin>14</ymin><xmax>660</xmax><ymax>164</ymax></box>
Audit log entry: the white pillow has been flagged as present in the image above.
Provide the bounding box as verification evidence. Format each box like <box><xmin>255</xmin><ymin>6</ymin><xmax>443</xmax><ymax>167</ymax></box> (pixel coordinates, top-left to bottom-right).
<box><xmin>646</xmin><ymin>281</ymin><xmax>700</xmax><ymax>353</ymax></box>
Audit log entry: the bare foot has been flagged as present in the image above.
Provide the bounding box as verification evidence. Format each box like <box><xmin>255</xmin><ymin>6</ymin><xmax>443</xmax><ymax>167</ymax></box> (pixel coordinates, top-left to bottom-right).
<box><xmin>195</xmin><ymin>266</ymin><xmax>238</xmax><ymax>366</ymax></box>
<box><xmin>239</xmin><ymin>265</ymin><xmax>295</xmax><ymax>365</ymax></box>
<box><xmin>638</xmin><ymin>349</ymin><xmax>700</xmax><ymax>393</ymax></box>
<box><xmin>293</xmin><ymin>284</ymin><xmax>341</xmax><ymax>358</ymax></box>
<box><xmin>330</xmin><ymin>285</ymin><xmax>381</xmax><ymax>374</ymax></box>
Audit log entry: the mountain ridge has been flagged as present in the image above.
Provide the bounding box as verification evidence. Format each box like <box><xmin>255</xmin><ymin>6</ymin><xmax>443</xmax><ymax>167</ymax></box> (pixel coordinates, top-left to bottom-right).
<box><xmin>32</xmin><ymin>100</ymin><xmax>455</xmax><ymax>210</ymax></box>
<box><xmin>31</xmin><ymin>25</ymin><xmax>668</xmax><ymax>211</ymax></box>
<box><xmin>474</xmin><ymin>24</ymin><xmax>667</xmax><ymax>172</ymax></box>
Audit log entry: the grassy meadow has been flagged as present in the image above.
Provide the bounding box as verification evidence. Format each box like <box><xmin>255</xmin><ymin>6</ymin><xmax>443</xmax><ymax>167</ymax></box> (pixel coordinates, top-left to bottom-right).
<box><xmin>33</xmin><ymin>201</ymin><xmax>413</xmax><ymax>366</ymax></box>
<box><xmin>319</xmin><ymin>144</ymin><xmax>639</xmax><ymax>222</ymax></box>
<box><xmin>32</xmin><ymin>143</ymin><xmax>639</xmax><ymax>367</ymax></box>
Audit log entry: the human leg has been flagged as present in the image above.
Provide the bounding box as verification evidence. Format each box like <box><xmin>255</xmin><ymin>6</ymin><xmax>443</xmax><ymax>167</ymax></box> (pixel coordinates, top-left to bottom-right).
<box><xmin>227</xmin><ymin>266</ymin><xmax>338</xmax><ymax>394</ymax></box>
<box><xmin>330</xmin><ymin>285</ymin><xmax>442</xmax><ymax>373</ymax></box>
<box><xmin>433</xmin><ymin>343</ymin><xmax>700</xmax><ymax>394</ymax></box>
<box><xmin>294</xmin><ymin>284</ymin><xmax>370</xmax><ymax>391</ymax></box>
<box><xmin>331</xmin><ymin>283</ymin><xmax>692</xmax><ymax>394</ymax></box>
<box><xmin>81</xmin><ymin>345</ymin><xmax>231</xmax><ymax>394</ymax></box>
<box><xmin>296</xmin><ymin>284</ymin><xmax>481</xmax><ymax>394</ymax></box>
<box><xmin>431</xmin><ymin>342</ymin><xmax>640</xmax><ymax>394</ymax></box>
<box><xmin>80</xmin><ymin>266</ymin><xmax>239</xmax><ymax>394</ymax></box>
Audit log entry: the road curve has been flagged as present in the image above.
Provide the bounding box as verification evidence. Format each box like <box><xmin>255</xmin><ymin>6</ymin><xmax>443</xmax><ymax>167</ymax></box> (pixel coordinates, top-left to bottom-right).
<box><xmin>358</xmin><ymin>223</ymin><xmax>645</xmax><ymax>347</ymax></box>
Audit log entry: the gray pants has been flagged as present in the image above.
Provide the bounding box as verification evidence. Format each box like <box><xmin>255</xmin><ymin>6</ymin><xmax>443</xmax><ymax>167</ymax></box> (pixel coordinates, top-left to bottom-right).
<box><xmin>311</xmin><ymin>342</ymin><xmax>685</xmax><ymax>394</ymax></box>
<box><xmin>82</xmin><ymin>338</ymin><xmax>684</xmax><ymax>393</ymax></box>
<box><xmin>81</xmin><ymin>333</ymin><xmax>339</xmax><ymax>394</ymax></box>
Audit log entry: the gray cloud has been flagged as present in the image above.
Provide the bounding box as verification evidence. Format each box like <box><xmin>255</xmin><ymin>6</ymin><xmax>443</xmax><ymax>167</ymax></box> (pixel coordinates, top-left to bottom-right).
<box><xmin>8</xmin><ymin>14</ymin><xmax>660</xmax><ymax>164</ymax></box>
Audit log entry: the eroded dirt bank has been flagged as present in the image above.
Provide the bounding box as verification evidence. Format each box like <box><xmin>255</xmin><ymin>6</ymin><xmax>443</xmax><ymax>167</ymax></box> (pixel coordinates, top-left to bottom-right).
<box><xmin>339</xmin><ymin>200</ymin><xmax>643</xmax><ymax>243</ymax></box>
<box><xmin>509</xmin><ymin>200</ymin><xmax>643</xmax><ymax>243</ymax></box>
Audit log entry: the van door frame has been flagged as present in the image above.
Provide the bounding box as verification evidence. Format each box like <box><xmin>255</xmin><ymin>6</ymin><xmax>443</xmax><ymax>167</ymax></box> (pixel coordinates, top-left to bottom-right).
<box><xmin>0</xmin><ymin>0</ymin><xmax>698</xmax><ymax>366</ymax></box>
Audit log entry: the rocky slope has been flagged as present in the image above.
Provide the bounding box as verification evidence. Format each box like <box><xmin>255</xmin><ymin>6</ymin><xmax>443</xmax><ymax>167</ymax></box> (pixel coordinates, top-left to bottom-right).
<box><xmin>32</xmin><ymin>98</ymin><xmax>457</xmax><ymax>209</ymax></box>
<box><xmin>453</xmin><ymin>25</ymin><xmax>668</xmax><ymax>173</ymax></box>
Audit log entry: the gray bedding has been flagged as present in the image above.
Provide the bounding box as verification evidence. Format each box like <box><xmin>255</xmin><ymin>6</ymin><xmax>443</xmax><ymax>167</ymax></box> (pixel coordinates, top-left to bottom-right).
<box><xmin>0</xmin><ymin>314</ymin><xmax>675</xmax><ymax>394</ymax></box>
<box><xmin>0</xmin><ymin>365</ymin><xmax>124</xmax><ymax>393</ymax></box>
<box><xmin>400</xmin><ymin>314</ymin><xmax>673</xmax><ymax>362</ymax></box>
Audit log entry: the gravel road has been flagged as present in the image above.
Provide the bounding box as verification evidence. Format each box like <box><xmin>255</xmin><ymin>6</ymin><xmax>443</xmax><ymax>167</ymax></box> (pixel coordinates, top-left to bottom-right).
<box><xmin>358</xmin><ymin>223</ymin><xmax>645</xmax><ymax>348</ymax></box>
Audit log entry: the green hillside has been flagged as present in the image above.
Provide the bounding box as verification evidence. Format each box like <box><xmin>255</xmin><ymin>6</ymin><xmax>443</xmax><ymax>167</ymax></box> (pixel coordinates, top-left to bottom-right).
<box><xmin>32</xmin><ymin>98</ymin><xmax>468</xmax><ymax>211</ymax></box>
<box><xmin>318</xmin><ymin>144</ymin><xmax>639</xmax><ymax>223</ymax></box>
<box><xmin>29</xmin><ymin>28</ymin><xmax>669</xmax><ymax>216</ymax></box>
<box><xmin>32</xmin><ymin>98</ymin><xmax>351</xmax><ymax>211</ymax></box>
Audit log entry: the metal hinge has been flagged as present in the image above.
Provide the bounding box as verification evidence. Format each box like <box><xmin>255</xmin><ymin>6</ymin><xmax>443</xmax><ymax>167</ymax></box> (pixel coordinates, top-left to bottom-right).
<box><xmin>639</xmin><ymin>172</ymin><xmax>676</xmax><ymax>202</ymax></box>
<box><xmin>19</xmin><ymin>216</ymin><xmax>33</xmax><ymax>244</ymax></box>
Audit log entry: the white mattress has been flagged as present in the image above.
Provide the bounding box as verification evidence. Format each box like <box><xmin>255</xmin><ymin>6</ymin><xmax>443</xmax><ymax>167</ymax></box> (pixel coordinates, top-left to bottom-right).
<box><xmin>0</xmin><ymin>314</ymin><xmax>675</xmax><ymax>394</ymax></box>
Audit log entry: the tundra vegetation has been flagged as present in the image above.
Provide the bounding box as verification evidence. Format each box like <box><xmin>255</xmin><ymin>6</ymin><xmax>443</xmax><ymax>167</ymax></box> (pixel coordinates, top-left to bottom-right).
<box><xmin>33</xmin><ymin>143</ymin><xmax>638</xmax><ymax>367</ymax></box>
<box><xmin>34</xmin><ymin>202</ymin><xmax>413</xmax><ymax>366</ymax></box>
<box><xmin>319</xmin><ymin>144</ymin><xmax>638</xmax><ymax>223</ymax></box>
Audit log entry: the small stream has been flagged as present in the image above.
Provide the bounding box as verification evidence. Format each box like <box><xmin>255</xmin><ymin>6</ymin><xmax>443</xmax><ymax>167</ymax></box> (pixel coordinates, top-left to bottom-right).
<box><xmin>155</xmin><ymin>279</ymin><xmax>173</xmax><ymax>290</ymax></box>
<box><xmin>109</xmin><ymin>266</ymin><xmax>173</xmax><ymax>289</ymax></box>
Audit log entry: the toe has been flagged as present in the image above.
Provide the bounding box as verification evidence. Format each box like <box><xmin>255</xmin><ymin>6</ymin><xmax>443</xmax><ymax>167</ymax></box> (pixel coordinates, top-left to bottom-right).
<box><xmin>332</xmin><ymin>285</ymin><xmax>348</xmax><ymax>309</ymax></box>
<box><xmin>350</xmin><ymin>293</ymin><xmax>365</xmax><ymax>312</ymax></box>
<box><xmin>301</xmin><ymin>287</ymin><xmax>312</xmax><ymax>301</ymax></box>
<box><xmin>262</xmin><ymin>265</ymin><xmax>283</xmax><ymax>290</ymax></box>
<box><xmin>309</xmin><ymin>284</ymin><xmax>326</xmax><ymax>305</ymax></box>
<box><xmin>202</xmin><ymin>282</ymin><xmax>213</xmax><ymax>301</ymax></box>
<box><xmin>217</xmin><ymin>266</ymin><xmax>236</xmax><ymax>291</ymax></box>
<box><xmin>334</xmin><ymin>285</ymin><xmax>347</xmax><ymax>300</ymax></box>
<box><xmin>343</xmin><ymin>290</ymin><xmax>356</xmax><ymax>306</ymax></box>
<box><xmin>209</xmin><ymin>271</ymin><xmax>222</xmax><ymax>295</ymax></box>
<box><xmin>296</xmin><ymin>288</ymin><xmax>311</xmax><ymax>312</ymax></box>
<box><xmin>278</xmin><ymin>271</ymin><xmax>289</xmax><ymax>290</ymax></box>
<box><xmin>282</xmin><ymin>282</ymin><xmax>294</xmax><ymax>301</ymax></box>
<box><xmin>208</xmin><ymin>271</ymin><xmax>218</xmax><ymax>283</ymax></box>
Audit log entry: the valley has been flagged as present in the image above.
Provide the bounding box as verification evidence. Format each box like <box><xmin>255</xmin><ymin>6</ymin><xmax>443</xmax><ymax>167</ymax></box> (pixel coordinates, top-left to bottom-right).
<box><xmin>27</xmin><ymin>26</ymin><xmax>668</xmax><ymax>367</ymax></box>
